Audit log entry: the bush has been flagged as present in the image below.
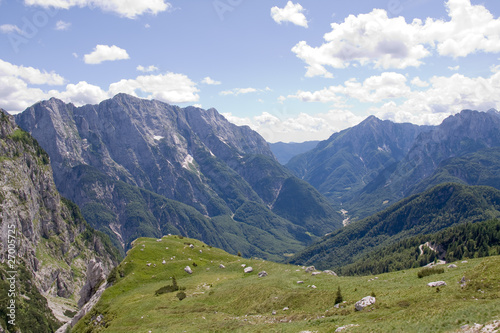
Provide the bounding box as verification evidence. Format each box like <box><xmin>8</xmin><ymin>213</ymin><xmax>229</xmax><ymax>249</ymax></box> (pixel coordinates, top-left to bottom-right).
<box><xmin>417</xmin><ymin>267</ymin><xmax>444</xmax><ymax>278</ymax></box>
<box><xmin>155</xmin><ymin>276</ymin><xmax>179</xmax><ymax>295</ymax></box>
<box><xmin>176</xmin><ymin>291</ymin><xmax>186</xmax><ymax>301</ymax></box>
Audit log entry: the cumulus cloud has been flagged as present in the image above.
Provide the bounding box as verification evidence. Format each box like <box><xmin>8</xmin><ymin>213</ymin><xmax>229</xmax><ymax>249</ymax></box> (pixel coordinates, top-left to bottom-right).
<box><xmin>220</xmin><ymin>87</ymin><xmax>258</xmax><ymax>96</ymax></box>
<box><xmin>293</xmin><ymin>0</ymin><xmax>500</xmax><ymax>77</ymax></box>
<box><xmin>0</xmin><ymin>59</ymin><xmax>65</xmax><ymax>85</ymax></box>
<box><xmin>55</xmin><ymin>20</ymin><xmax>71</xmax><ymax>30</ymax></box>
<box><xmin>289</xmin><ymin>72</ymin><xmax>410</xmax><ymax>104</ymax></box>
<box><xmin>108</xmin><ymin>72</ymin><xmax>199</xmax><ymax>103</ymax></box>
<box><xmin>271</xmin><ymin>1</ymin><xmax>308</xmax><ymax>28</ymax></box>
<box><xmin>136</xmin><ymin>65</ymin><xmax>159</xmax><ymax>72</ymax></box>
<box><xmin>84</xmin><ymin>45</ymin><xmax>130</xmax><ymax>64</ymax></box>
<box><xmin>0</xmin><ymin>24</ymin><xmax>25</xmax><ymax>35</ymax></box>
<box><xmin>201</xmin><ymin>77</ymin><xmax>221</xmax><ymax>85</ymax></box>
<box><xmin>0</xmin><ymin>58</ymin><xmax>199</xmax><ymax>113</ymax></box>
<box><xmin>223</xmin><ymin>109</ymin><xmax>364</xmax><ymax>142</ymax></box>
<box><xmin>24</xmin><ymin>0</ymin><xmax>171</xmax><ymax>19</ymax></box>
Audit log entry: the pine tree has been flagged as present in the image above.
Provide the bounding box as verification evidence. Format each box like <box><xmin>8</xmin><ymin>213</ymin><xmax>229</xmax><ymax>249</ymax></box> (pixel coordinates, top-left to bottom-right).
<box><xmin>335</xmin><ymin>286</ymin><xmax>343</xmax><ymax>305</ymax></box>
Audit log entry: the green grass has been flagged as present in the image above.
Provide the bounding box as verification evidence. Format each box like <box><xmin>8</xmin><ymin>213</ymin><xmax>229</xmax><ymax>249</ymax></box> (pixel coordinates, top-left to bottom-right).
<box><xmin>72</xmin><ymin>236</ymin><xmax>500</xmax><ymax>333</ymax></box>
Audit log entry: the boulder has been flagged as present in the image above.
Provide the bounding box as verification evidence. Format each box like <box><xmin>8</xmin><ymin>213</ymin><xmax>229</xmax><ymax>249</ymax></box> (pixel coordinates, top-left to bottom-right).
<box><xmin>184</xmin><ymin>266</ymin><xmax>193</xmax><ymax>274</ymax></box>
<box><xmin>427</xmin><ymin>281</ymin><xmax>446</xmax><ymax>287</ymax></box>
<box><xmin>448</xmin><ymin>264</ymin><xmax>457</xmax><ymax>268</ymax></box>
<box><xmin>323</xmin><ymin>270</ymin><xmax>337</xmax><ymax>276</ymax></box>
<box><xmin>219</xmin><ymin>264</ymin><xmax>226</xmax><ymax>269</ymax></box>
<box><xmin>355</xmin><ymin>296</ymin><xmax>376</xmax><ymax>311</ymax></box>
<box><xmin>244</xmin><ymin>267</ymin><xmax>253</xmax><ymax>273</ymax></box>
<box><xmin>297</xmin><ymin>281</ymin><xmax>304</xmax><ymax>284</ymax></box>
<box><xmin>312</xmin><ymin>272</ymin><xmax>321</xmax><ymax>276</ymax></box>
<box><xmin>305</xmin><ymin>266</ymin><xmax>315</xmax><ymax>273</ymax></box>
<box><xmin>258</xmin><ymin>271</ymin><xmax>268</xmax><ymax>278</ymax></box>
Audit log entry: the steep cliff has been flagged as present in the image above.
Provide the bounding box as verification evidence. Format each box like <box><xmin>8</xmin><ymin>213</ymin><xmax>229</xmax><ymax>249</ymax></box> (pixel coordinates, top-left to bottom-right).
<box><xmin>0</xmin><ymin>110</ymin><xmax>118</xmax><ymax>332</ymax></box>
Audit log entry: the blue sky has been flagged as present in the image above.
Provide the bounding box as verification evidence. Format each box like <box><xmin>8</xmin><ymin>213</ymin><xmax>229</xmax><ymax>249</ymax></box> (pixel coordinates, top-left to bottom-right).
<box><xmin>1</xmin><ymin>0</ymin><xmax>500</xmax><ymax>142</ymax></box>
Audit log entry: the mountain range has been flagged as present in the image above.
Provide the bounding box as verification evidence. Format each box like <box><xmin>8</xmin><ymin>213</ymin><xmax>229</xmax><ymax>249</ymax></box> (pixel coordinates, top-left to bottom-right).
<box><xmin>14</xmin><ymin>94</ymin><xmax>342</xmax><ymax>261</ymax></box>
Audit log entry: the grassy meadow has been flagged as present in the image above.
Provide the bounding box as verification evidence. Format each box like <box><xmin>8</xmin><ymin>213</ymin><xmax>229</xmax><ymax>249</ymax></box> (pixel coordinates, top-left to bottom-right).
<box><xmin>72</xmin><ymin>236</ymin><xmax>500</xmax><ymax>333</ymax></box>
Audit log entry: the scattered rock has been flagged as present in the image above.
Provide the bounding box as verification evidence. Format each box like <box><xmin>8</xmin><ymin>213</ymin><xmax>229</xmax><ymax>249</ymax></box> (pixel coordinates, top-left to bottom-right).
<box><xmin>355</xmin><ymin>296</ymin><xmax>376</xmax><ymax>311</ymax></box>
<box><xmin>184</xmin><ymin>266</ymin><xmax>193</xmax><ymax>274</ymax></box>
<box><xmin>189</xmin><ymin>244</ymin><xmax>194</xmax><ymax>248</ymax></box>
<box><xmin>427</xmin><ymin>281</ymin><xmax>447</xmax><ymax>287</ymax></box>
<box><xmin>462</xmin><ymin>260</ymin><xmax>468</xmax><ymax>263</ymax></box>
<box><xmin>258</xmin><ymin>271</ymin><xmax>268</xmax><ymax>278</ymax></box>
<box><xmin>460</xmin><ymin>276</ymin><xmax>467</xmax><ymax>288</ymax></box>
<box><xmin>272</xmin><ymin>310</ymin><xmax>276</xmax><ymax>315</ymax></box>
<box><xmin>448</xmin><ymin>264</ymin><xmax>458</xmax><ymax>268</ymax></box>
<box><xmin>283</xmin><ymin>307</ymin><xmax>289</xmax><ymax>311</ymax></box>
<box><xmin>311</xmin><ymin>285</ymin><xmax>317</xmax><ymax>289</ymax></box>
<box><xmin>244</xmin><ymin>267</ymin><xmax>253</xmax><ymax>273</ymax></box>
<box><xmin>146</xmin><ymin>263</ymin><xmax>151</xmax><ymax>267</ymax></box>
<box><xmin>323</xmin><ymin>270</ymin><xmax>337</xmax><ymax>276</ymax></box>
<box><xmin>305</xmin><ymin>266</ymin><xmax>315</xmax><ymax>273</ymax></box>
<box><xmin>335</xmin><ymin>324</ymin><xmax>360</xmax><ymax>332</ymax></box>
<box><xmin>297</xmin><ymin>281</ymin><xmax>304</xmax><ymax>284</ymax></box>
<box><xmin>219</xmin><ymin>264</ymin><xmax>226</xmax><ymax>269</ymax></box>
<box><xmin>312</xmin><ymin>272</ymin><xmax>321</xmax><ymax>276</ymax></box>
<box><xmin>162</xmin><ymin>260</ymin><xmax>166</xmax><ymax>264</ymax></box>
<box><xmin>156</xmin><ymin>239</ymin><xmax>162</xmax><ymax>242</ymax></box>
<box><xmin>241</xmin><ymin>264</ymin><xmax>246</xmax><ymax>268</ymax></box>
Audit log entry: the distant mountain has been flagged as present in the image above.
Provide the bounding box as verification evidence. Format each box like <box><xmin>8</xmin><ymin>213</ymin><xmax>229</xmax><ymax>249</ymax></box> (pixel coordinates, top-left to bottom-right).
<box><xmin>269</xmin><ymin>141</ymin><xmax>320</xmax><ymax>164</ymax></box>
<box><xmin>287</xmin><ymin>110</ymin><xmax>500</xmax><ymax>221</ymax></box>
<box><xmin>286</xmin><ymin>116</ymin><xmax>431</xmax><ymax>218</ymax></box>
<box><xmin>0</xmin><ymin>110</ymin><xmax>118</xmax><ymax>332</ymax></box>
<box><xmin>15</xmin><ymin>94</ymin><xmax>342</xmax><ymax>260</ymax></box>
<box><xmin>289</xmin><ymin>183</ymin><xmax>500</xmax><ymax>271</ymax></box>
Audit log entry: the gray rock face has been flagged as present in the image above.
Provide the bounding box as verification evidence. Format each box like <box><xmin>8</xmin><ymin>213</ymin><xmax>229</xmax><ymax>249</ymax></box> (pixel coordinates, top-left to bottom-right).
<box><xmin>355</xmin><ymin>296</ymin><xmax>376</xmax><ymax>311</ymax></box>
<box><xmin>0</xmin><ymin>111</ymin><xmax>117</xmax><ymax>327</ymax></box>
<box><xmin>78</xmin><ymin>260</ymin><xmax>106</xmax><ymax>308</ymax></box>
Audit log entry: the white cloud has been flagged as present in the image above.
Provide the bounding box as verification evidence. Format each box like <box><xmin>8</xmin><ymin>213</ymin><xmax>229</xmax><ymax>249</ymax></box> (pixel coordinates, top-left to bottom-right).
<box><xmin>0</xmin><ymin>59</ymin><xmax>65</xmax><ymax>85</ymax></box>
<box><xmin>108</xmin><ymin>72</ymin><xmax>199</xmax><ymax>103</ymax></box>
<box><xmin>223</xmin><ymin>109</ymin><xmax>364</xmax><ymax>142</ymax></box>
<box><xmin>24</xmin><ymin>0</ymin><xmax>172</xmax><ymax>19</ymax></box>
<box><xmin>289</xmin><ymin>72</ymin><xmax>410</xmax><ymax>104</ymax></box>
<box><xmin>55</xmin><ymin>20</ymin><xmax>71</xmax><ymax>30</ymax></box>
<box><xmin>0</xmin><ymin>58</ymin><xmax>199</xmax><ymax>113</ymax></box>
<box><xmin>411</xmin><ymin>77</ymin><xmax>429</xmax><ymax>87</ymax></box>
<box><xmin>293</xmin><ymin>0</ymin><xmax>500</xmax><ymax>77</ymax></box>
<box><xmin>84</xmin><ymin>45</ymin><xmax>130</xmax><ymax>64</ymax></box>
<box><xmin>220</xmin><ymin>87</ymin><xmax>258</xmax><ymax>96</ymax></box>
<box><xmin>201</xmin><ymin>77</ymin><xmax>221</xmax><ymax>85</ymax></box>
<box><xmin>0</xmin><ymin>24</ymin><xmax>25</xmax><ymax>35</ymax></box>
<box><xmin>137</xmin><ymin>65</ymin><xmax>159</xmax><ymax>72</ymax></box>
<box><xmin>271</xmin><ymin>1</ymin><xmax>308</xmax><ymax>28</ymax></box>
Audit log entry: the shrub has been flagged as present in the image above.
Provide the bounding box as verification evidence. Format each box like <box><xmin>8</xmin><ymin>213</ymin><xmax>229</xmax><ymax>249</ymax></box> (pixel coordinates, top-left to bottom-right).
<box><xmin>417</xmin><ymin>267</ymin><xmax>444</xmax><ymax>278</ymax></box>
<box><xmin>237</xmin><ymin>251</ymin><xmax>242</xmax><ymax>257</ymax></box>
<box><xmin>176</xmin><ymin>291</ymin><xmax>186</xmax><ymax>301</ymax></box>
<box><xmin>155</xmin><ymin>276</ymin><xmax>179</xmax><ymax>295</ymax></box>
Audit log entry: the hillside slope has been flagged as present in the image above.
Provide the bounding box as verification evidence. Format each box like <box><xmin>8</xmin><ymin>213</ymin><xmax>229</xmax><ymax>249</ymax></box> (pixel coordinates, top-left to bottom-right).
<box><xmin>289</xmin><ymin>183</ymin><xmax>500</xmax><ymax>270</ymax></box>
<box><xmin>71</xmin><ymin>235</ymin><xmax>500</xmax><ymax>332</ymax></box>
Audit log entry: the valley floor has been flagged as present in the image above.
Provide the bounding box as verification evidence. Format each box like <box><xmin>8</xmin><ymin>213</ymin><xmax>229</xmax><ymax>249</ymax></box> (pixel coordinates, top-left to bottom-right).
<box><xmin>72</xmin><ymin>236</ymin><xmax>500</xmax><ymax>333</ymax></box>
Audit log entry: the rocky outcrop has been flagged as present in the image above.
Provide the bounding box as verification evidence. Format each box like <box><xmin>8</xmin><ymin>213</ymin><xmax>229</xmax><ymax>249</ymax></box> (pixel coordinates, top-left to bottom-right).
<box><xmin>0</xmin><ymin>110</ymin><xmax>118</xmax><ymax>331</ymax></box>
<box><xmin>354</xmin><ymin>296</ymin><xmax>376</xmax><ymax>311</ymax></box>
